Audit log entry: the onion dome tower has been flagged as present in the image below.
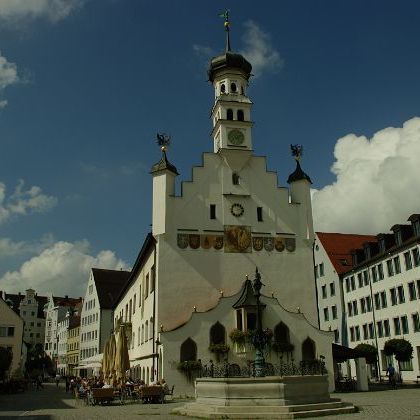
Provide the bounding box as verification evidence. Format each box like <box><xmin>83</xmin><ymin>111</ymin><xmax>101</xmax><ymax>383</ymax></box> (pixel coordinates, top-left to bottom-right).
<box><xmin>208</xmin><ymin>11</ymin><xmax>254</xmax><ymax>156</ymax></box>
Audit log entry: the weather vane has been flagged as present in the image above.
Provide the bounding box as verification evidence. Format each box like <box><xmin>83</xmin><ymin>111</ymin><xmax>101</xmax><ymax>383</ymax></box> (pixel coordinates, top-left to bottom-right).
<box><xmin>219</xmin><ymin>10</ymin><xmax>231</xmax><ymax>51</ymax></box>
<box><xmin>290</xmin><ymin>144</ymin><xmax>303</xmax><ymax>162</ymax></box>
<box><xmin>156</xmin><ymin>133</ymin><xmax>171</xmax><ymax>152</ymax></box>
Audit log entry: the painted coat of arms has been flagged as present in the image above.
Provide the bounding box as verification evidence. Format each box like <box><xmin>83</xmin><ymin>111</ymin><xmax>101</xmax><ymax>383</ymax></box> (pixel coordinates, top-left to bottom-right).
<box><xmin>264</xmin><ymin>237</ymin><xmax>274</xmax><ymax>252</ymax></box>
<box><xmin>214</xmin><ymin>236</ymin><xmax>224</xmax><ymax>250</ymax></box>
<box><xmin>201</xmin><ymin>235</ymin><xmax>213</xmax><ymax>249</ymax></box>
<box><xmin>285</xmin><ymin>238</ymin><xmax>296</xmax><ymax>252</ymax></box>
<box><xmin>253</xmin><ymin>237</ymin><xmax>264</xmax><ymax>251</ymax></box>
<box><xmin>189</xmin><ymin>234</ymin><xmax>201</xmax><ymax>249</ymax></box>
<box><xmin>224</xmin><ymin>225</ymin><xmax>252</xmax><ymax>253</ymax></box>
<box><xmin>177</xmin><ymin>234</ymin><xmax>189</xmax><ymax>249</ymax></box>
<box><xmin>275</xmin><ymin>237</ymin><xmax>285</xmax><ymax>252</ymax></box>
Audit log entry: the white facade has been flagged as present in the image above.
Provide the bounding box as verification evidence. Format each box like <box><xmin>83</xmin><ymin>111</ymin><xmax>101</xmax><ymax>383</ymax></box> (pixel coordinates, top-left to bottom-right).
<box><xmin>314</xmin><ymin>237</ymin><xmax>343</xmax><ymax>345</ymax></box>
<box><xmin>114</xmin><ymin>43</ymin><xmax>327</xmax><ymax>393</ymax></box>
<box><xmin>57</xmin><ymin>315</ymin><xmax>69</xmax><ymax>375</ymax></box>
<box><xmin>79</xmin><ymin>272</ymin><xmax>101</xmax><ymax>362</ymax></box>
<box><xmin>18</xmin><ymin>289</ymin><xmax>46</xmax><ymax>347</ymax></box>
<box><xmin>343</xmin><ymin>217</ymin><xmax>420</xmax><ymax>381</ymax></box>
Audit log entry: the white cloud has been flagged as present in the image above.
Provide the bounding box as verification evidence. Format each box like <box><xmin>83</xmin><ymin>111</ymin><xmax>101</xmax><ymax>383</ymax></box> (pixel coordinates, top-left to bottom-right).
<box><xmin>240</xmin><ymin>20</ymin><xmax>283</xmax><ymax>77</ymax></box>
<box><xmin>193</xmin><ymin>44</ymin><xmax>214</xmax><ymax>59</ymax></box>
<box><xmin>0</xmin><ymin>180</ymin><xmax>57</xmax><ymax>225</ymax></box>
<box><xmin>0</xmin><ymin>0</ymin><xmax>85</xmax><ymax>23</ymax></box>
<box><xmin>312</xmin><ymin>116</ymin><xmax>420</xmax><ymax>234</ymax></box>
<box><xmin>0</xmin><ymin>239</ymin><xmax>129</xmax><ymax>296</ymax></box>
<box><xmin>0</xmin><ymin>234</ymin><xmax>55</xmax><ymax>258</ymax></box>
<box><xmin>0</xmin><ymin>51</ymin><xmax>19</xmax><ymax>108</ymax></box>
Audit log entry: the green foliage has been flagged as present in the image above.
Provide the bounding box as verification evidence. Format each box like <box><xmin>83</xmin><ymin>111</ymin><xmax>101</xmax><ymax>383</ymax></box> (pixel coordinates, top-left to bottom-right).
<box><xmin>383</xmin><ymin>338</ymin><xmax>413</xmax><ymax>362</ymax></box>
<box><xmin>25</xmin><ymin>343</ymin><xmax>54</xmax><ymax>376</ymax></box>
<box><xmin>229</xmin><ymin>329</ymin><xmax>246</xmax><ymax>345</ymax></box>
<box><xmin>354</xmin><ymin>343</ymin><xmax>378</xmax><ymax>364</ymax></box>
<box><xmin>0</xmin><ymin>347</ymin><xmax>13</xmax><ymax>379</ymax></box>
<box><xmin>177</xmin><ymin>360</ymin><xmax>202</xmax><ymax>372</ymax></box>
<box><xmin>209</xmin><ymin>343</ymin><xmax>230</xmax><ymax>354</ymax></box>
<box><xmin>271</xmin><ymin>341</ymin><xmax>295</xmax><ymax>353</ymax></box>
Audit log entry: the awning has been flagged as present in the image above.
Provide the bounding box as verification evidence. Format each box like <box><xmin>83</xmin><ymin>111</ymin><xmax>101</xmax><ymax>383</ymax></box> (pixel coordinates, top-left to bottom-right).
<box><xmin>332</xmin><ymin>343</ymin><xmax>363</xmax><ymax>362</ymax></box>
<box><xmin>81</xmin><ymin>353</ymin><xmax>103</xmax><ymax>364</ymax></box>
<box><xmin>74</xmin><ymin>362</ymin><xmax>102</xmax><ymax>370</ymax></box>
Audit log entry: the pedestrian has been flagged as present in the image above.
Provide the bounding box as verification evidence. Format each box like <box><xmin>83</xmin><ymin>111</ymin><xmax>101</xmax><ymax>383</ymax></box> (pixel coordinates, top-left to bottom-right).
<box><xmin>55</xmin><ymin>373</ymin><xmax>60</xmax><ymax>388</ymax></box>
<box><xmin>36</xmin><ymin>375</ymin><xmax>44</xmax><ymax>390</ymax></box>
<box><xmin>386</xmin><ymin>364</ymin><xmax>396</xmax><ymax>389</ymax></box>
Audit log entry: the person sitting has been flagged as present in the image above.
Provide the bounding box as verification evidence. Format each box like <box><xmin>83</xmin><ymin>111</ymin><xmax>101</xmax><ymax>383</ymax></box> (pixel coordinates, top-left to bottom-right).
<box><xmin>160</xmin><ymin>379</ymin><xmax>169</xmax><ymax>395</ymax></box>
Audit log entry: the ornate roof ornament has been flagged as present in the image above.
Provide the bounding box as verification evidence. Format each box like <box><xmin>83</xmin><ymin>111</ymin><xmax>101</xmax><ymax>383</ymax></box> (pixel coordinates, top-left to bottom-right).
<box><xmin>287</xmin><ymin>144</ymin><xmax>312</xmax><ymax>184</ymax></box>
<box><xmin>151</xmin><ymin>133</ymin><xmax>179</xmax><ymax>175</ymax></box>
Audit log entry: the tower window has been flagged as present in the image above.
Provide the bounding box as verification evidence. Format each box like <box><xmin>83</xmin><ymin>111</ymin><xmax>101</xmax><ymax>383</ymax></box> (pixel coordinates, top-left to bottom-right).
<box><xmin>257</xmin><ymin>207</ymin><xmax>263</xmax><ymax>222</ymax></box>
<box><xmin>210</xmin><ymin>204</ymin><xmax>216</xmax><ymax>219</ymax></box>
<box><xmin>237</xmin><ymin>110</ymin><xmax>244</xmax><ymax>121</ymax></box>
<box><xmin>227</xmin><ymin>109</ymin><xmax>233</xmax><ymax>120</ymax></box>
<box><xmin>230</xmin><ymin>82</ymin><xmax>237</xmax><ymax>93</ymax></box>
<box><xmin>232</xmin><ymin>173</ymin><xmax>240</xmax><ymax>185</ymax></box>
<box><xmin>220</xmin><ymin>83</ymin><xmax>226</xmax><ymax>94</ymax></box>
<box><xmin>241</xmin><ymin>86</ymin><xmax>244</xmax><ymax>95</ymax></box>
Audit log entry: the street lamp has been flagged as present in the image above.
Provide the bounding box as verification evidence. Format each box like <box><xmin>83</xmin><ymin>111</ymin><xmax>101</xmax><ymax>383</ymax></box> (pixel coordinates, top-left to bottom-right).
<box><xmin>252</xmin><ymin>267</ymin><xmax>266</xmax><ymax>377</ymax></box>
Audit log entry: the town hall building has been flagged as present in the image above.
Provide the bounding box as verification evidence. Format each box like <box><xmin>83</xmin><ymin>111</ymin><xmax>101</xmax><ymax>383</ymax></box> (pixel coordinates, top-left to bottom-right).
<box><xmin>113</xmin><ymin>26</ymin><xmax>335</xmax><ymax>395</ymax></box>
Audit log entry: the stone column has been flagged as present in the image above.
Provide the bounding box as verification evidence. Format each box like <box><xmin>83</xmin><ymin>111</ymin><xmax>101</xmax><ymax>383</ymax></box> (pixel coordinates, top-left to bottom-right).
<box><xmin>354</xmin><ymin>357</ymin><xmax>368</xmax><ymax>391</ymax></box>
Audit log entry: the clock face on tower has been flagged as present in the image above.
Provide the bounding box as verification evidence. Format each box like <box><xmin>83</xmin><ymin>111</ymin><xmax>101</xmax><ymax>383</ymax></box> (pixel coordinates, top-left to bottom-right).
<box><xmin>228</xmin><ymin>129</ymin><xmax>245</xmax><ymax>146</ymax></box>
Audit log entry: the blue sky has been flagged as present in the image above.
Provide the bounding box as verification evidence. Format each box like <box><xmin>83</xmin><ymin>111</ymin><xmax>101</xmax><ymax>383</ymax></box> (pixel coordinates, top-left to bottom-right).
<box><xmin>1</xmin><ymin>0</ymin><xmax>420</xmax><ymax>296</ymax></box>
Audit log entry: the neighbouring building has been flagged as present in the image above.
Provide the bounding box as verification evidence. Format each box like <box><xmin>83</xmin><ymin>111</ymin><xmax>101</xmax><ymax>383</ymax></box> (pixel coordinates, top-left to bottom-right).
<box><xmin>44</xmin><ymin>295</ymin><xmax>83</xmax><ymax>369</ymax></box>
<box><xmin>341</xmin><ymin>214</ymin><xmax>420</xmax><ymax>381</ymax></box>
<box><xmin>0</xmin><ymin>289</ymin><xmax>48</xmax><ymax>348</ymax></box>
<box><xmin>314</xmin><ymin>233</ymin><xmax>376</xmax><ymax>346</ymax></box>
<box><xmin>0</xmin><ymin>295</ymin><xmax>24</xmax><ymax>377</ymax></box>
<box><xmin>66</xmin><ymin>315</ymin><xmax>81</xmax><ymax>376</ymax></box>
<box><xmin>113</xmin><ymin>25</ymin><xmax>335</xmax><ymax>395</ymax></box>
<box><xmin>79</xmin><ymin>268</ymin><xmax>130</xmax><ymax>365</ymax></box>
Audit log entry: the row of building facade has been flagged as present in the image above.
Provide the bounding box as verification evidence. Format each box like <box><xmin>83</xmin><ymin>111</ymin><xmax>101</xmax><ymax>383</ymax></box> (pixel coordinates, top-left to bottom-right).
<box><xmin>315</xmin><ymin>214</ymin><xmax>420</xmax><ymax>380</ymax></box>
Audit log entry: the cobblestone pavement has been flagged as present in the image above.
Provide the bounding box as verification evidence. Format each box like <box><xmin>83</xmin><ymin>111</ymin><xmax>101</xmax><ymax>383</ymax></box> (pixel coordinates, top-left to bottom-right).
<box><xmin>0</xmin><ymin>382</ymin><xmax>419</xmax><ymax>419</ymax></box>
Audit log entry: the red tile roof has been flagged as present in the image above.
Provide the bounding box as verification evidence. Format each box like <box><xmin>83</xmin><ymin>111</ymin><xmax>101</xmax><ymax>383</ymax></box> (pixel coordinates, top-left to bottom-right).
<box><xmin>316</xmin><ymin>232</ymin><xmax>377</xmax><ymax>275</ymax></box>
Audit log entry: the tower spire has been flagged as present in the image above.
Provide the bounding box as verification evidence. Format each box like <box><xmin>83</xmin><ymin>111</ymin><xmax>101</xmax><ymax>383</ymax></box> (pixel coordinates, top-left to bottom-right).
<box><xmin>219</xmin><ymin>10</ymin><xmax>231</xmax><ymax>52</ymax></box>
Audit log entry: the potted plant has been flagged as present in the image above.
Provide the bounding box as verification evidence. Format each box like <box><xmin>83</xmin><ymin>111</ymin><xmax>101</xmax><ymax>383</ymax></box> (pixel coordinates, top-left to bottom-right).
<box><xmin>271</xmin><ymin>341</ymin><xmax>295</xmax><ymax>354</ymax></box>
<box><xmin>229</xmin><ymin>329</ymin><xmax>246</xmax><ymax>345</ymax></box>
<box><xmin>209</xmin><ymin>343</ymin><xmax>230</xmax><ymax>362</ymax></box>
<box><xmin>177</xmin><ymin>360</ymin><xmax>202</xmax><ymax>382</ymax></box>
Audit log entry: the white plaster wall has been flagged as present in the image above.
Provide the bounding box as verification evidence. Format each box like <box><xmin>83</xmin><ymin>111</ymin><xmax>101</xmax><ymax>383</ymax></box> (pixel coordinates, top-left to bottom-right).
<box><xmin>343</xmin><ymin>243</ymin><xmax>420</xmax><ymax>381</ymax></box>
<box><xmin>0</xmin><ymin>299</ymin><xmax>24</xmax><ymax>376</ymax></box>
<box><xmin>160</xmin><ymin>292</ymin><xmax>334</xmax><ymax>397</ymax></box>
<box><xmin>154</xmin><ymin>152</ymin><xmax>316</xmax><ymax>332</ymax></box>
<box><xmin>114</xmin><ymin>250</ymin><xmax>156</xmax><ymax>380</ymax></box>
<box><xmin>314</xmin><ymin>235</ymin><xmax>345</xmax><ymax>345</ymax></box>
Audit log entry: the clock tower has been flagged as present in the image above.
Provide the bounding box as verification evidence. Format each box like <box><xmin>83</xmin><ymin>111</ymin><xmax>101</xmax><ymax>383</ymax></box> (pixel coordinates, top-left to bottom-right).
<box><xmin>208</xmin><ymin>15</ymin><xmax>253</xmax><ymax>156</ymax></box>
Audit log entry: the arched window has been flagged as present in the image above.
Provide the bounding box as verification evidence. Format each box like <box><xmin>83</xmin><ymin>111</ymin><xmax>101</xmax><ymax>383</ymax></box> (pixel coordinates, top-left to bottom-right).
<box><xmin>138</xmin><ymin>326</ymin><xmax>141</xmax><ymax>346</ymax></box>
<box><xmin>227</xmin><ymin>109</ymin><xmax>233</xmax><ymax>120</ymax></box>
<box><xmin>210</xmin><ymin>321</ymin><xmax>226</xmax><ymax>345</ymax></box>
<box><xmin>180</xmin><ymin>337</ymin><xmax>197</xmax><ymax>362</ymax></box>
<box><xmin>230</xmin><ymin>82</ymin><xmax>237</xmax><ymax>93</ymax></box>
<box><xmin>274</xmin><ymin>322</ymin><xmax>290</xmax><ymax>344</ymax></box>
<box><xmin>132</xmin><ymin>332</ymin><xmax>135</xmax><ymax>349</ymax></box>
<box><xmin>237</xmin><ymin>110</ymin><xmax>244</xmax><ymax>121</ymax></box>
<box><xmin>145</xmin><ymin>320</ymin><xmax>149</xmax><ymax>341</ymax></box>
<box><xmin>302</xmin><ymin>337</ymin><xmax>316</xmax><ymax>361</ymax></box>
<box><xmin>220</xmin><ymin>83</ymin><xmax>226</xmax><ymax>94</ymax></box>
<box><xmin>141</xmin><ymin>325</ymin><xmax>144</xmax><ymax>344</ymax></box>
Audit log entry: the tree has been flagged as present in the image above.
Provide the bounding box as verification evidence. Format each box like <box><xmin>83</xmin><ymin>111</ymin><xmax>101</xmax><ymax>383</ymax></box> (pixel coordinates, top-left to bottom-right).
<box><xmin>383</xmin><ymin>338</ymin><xmax>413</xmax><ymax>380</ymax></box>
<box><xmin>25</xmin><ymin>343</ymin><xmax>55</xmax><ymax>378</ymax></box>
<box><xmin>0</xmin><ymin>347</ymin><xmax>13</xmax><ymax>379</ymax></box>
<box><xmin>354</xmin><ymin>343</ymin><xmax>378</xmax><ymax>364</ymax></box>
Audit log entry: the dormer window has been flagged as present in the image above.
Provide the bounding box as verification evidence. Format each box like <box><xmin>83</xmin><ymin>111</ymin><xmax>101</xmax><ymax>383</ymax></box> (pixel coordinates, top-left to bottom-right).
<box><xmin>413</xmin><ymin>220</ymin><xmax>420</xmax><ymax>237</ymax></box>
<box><xmin>379</xmin><ymin>238</ymin><xmax>385</xmax><ymax>253</ymax></box>
<box><xmin>230</xmin><ymin>82</ymin><xmax>237</xmax><ymax>93</ymax></box>
<box><xmin>237</xmin><ymin>110</ymin><xmax>244</xmax><ymax>121</ymax></box>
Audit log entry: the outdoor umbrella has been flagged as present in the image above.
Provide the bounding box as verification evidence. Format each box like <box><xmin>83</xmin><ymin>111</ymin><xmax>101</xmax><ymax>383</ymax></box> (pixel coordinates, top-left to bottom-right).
<box><xmin>108</xmin><ymin>333</ymin><xmax>117</xmax><ymax>384</ymax></box>
<box><xmin>101</xmin><ymin>337</ymin><xmax>110</xmax><ymax>382</ymax></box>
<box><xmin>114</xmin><ymin>324</ymin><xmax>130</xmax><ymax>382</ymax></box>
